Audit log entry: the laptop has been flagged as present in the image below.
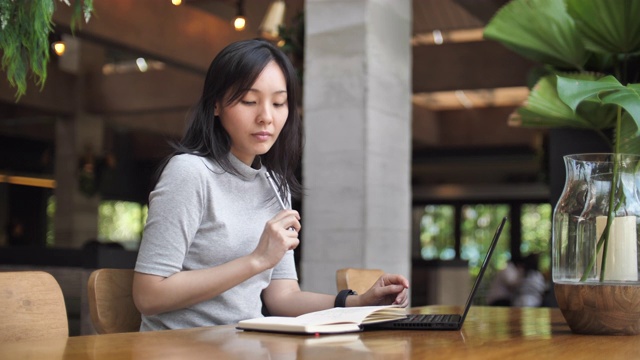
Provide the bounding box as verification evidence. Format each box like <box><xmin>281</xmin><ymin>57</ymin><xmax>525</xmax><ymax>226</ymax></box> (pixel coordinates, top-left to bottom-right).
<box><xmin>364</xmin><ymin>216</ymin><xmax>507</xmax><ymax>331</ymax></box>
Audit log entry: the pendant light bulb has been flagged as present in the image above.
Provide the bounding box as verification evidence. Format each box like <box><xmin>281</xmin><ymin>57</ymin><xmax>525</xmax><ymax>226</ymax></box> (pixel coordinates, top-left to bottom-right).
<box><xmin>52</xmin><ymin>41</ymin><xmax>66</xmax><ymax>56</ymax></box>
<box><xmin>234</xmin><ymin>0</ymin><xmax>246</xmax><ymax>31</ymax></box>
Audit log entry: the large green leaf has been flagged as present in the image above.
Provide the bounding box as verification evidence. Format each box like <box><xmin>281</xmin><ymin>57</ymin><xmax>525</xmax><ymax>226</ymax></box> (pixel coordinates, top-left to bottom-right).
<box><xmin>618</xmin><ymin>112</ymin><xmax>640</xmax><ymax>155</ymax></box>
<box><xmin>574</xmin><ymin>98</ymin><xmax>617</xmax><ymax>130</ymax></box>
<box><xmin>556</xmin><ymin>75</ymin><xmax>622</xmax><ymax>109</ymax></box>
<box><xmin>516</xmin><ymin>75</ymin><xmax>579</xmax><ymax>126</ymax></box>
<box><xmin>600</xmin><ymin>84</ymin><xmax>640</xmax><ymax>136</ymax></box>
<box><xmin>484</xmin><ymin>0</ymin><xmax>588</xmax><ymax>70</ymax></box>
<box><xmin>512</xmin><ymin>73</ymin><xmax>604</xmax><ymax>129</ymax></box>
<box><xmin>567</xmin><ymin>0</ymin><xmax>640</xmax><ymax>55</ymax></box>
<box><xmin>557</xmin><ymin>76</ymin><xmax>640</xmax><ymax>135</ymax></box>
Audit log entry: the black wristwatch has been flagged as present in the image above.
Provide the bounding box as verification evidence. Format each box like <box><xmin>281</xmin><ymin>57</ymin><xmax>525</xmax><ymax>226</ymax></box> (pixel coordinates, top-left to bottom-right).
<box><xmin>334</xmin><ymin>289</ymin><xmax>357</xmax><ymax>307</ymax></box>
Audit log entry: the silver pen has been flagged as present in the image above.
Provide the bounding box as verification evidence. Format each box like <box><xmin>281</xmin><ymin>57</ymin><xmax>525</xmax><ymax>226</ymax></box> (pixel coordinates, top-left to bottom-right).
<box><xmin>265</xmin><ymin>172</ymin><xmax>287</xmax><ymax>210</ymax></box>
<box><xmin>265</xmin><ymin>172</ymin><xmax>296</xmax><ymax>231</ymax></box>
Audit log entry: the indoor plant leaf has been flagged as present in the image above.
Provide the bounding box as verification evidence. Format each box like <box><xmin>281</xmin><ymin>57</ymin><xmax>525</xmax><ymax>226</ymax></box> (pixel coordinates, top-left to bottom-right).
<box><xmin>511</xmin><ymin>73</ymin><xmax>607</xmax><ymax>129</ymax></box>
<box><xmin>571</xmin><ymin>97</ymin><xmax>617</xmax><ymax>131</ymax></box>
<box><xmin>556</xmin><ymin>75</ymin><xmax>622</xmax><ymax>110</ymax></box>
<box><xmin>567</xmin><ymin>0</ymin><xmax>640</xmax><ymax>54</ymax></box>
<box><xmin>513</xmin><ymin>75</ymin><xmax>577</xmax><ymax>127</ymax></box>
<box><xmin>483</xmin><ymin>0</ymin><xmax>588</xmax><ymax>70</ymax></box>
<box><xmin>558</xmin><ymin>76</ymin><xmax>640</xmax><ymax>135</ymax></box>
<box><xmin>618</xmin><ymin>112</ymin><xmax>640</xmax><ymax>154</ymax></box>
<box><xmin>600</xmin><ymin>84</ymin><xmax>640</xmax><ymax>136</ymax></box>
<box><xmin>0</xmin><ymin>0</ymin><xmax>94</xmax><ymax>100</ymax></box>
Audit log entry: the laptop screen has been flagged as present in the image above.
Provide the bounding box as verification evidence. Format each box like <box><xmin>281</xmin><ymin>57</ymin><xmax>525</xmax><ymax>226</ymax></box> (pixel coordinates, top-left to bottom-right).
<box><xmin>458</xmin><ymin>216</ymin><xmax>507</xmax><ymax>324</ymax></box>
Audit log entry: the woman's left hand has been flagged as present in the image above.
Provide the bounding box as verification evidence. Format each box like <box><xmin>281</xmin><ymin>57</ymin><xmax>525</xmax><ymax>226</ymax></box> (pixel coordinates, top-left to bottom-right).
<box><xmin>354</xmin><ymin>274</ymin><xmax>410</xmax><ymax>308</ymax></box>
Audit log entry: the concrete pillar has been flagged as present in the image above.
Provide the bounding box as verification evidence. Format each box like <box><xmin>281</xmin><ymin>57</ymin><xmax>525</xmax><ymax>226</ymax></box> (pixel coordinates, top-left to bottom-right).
<box><xmin>53</xmin><ymin>38</ymin><xmax>104</xmax><ymax>248</ymax></box>
<box><xmin>54</xmin><ymin>112</ymin><xmax>104</xmax><ymax>248</ymax></box>
<box><xmin>302</xmin><ymin>0</ymin><xmax>412</xmax><ymax>294</ymax></box>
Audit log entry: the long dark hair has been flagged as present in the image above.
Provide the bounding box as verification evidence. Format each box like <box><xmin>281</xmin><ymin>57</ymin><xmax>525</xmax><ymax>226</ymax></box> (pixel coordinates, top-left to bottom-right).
<box><xmin>158</xmin><ymin>39</ymin><xmax>303</xmax><ymax>200</ymax></box>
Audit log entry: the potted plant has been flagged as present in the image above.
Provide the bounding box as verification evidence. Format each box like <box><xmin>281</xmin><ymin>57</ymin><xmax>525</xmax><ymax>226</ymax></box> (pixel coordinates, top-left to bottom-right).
<box><xmin>484</xmin><ymin>0</ymin><xmax>640</xmax><ymax>335</ymax></box>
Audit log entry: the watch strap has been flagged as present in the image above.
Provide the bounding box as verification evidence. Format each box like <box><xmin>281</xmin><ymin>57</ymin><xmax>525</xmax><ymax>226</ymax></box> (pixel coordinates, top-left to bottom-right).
<box><xmin>334</xmin><ymin>289</ymin><xmax>357</xmax><ymax>307</ymax></box>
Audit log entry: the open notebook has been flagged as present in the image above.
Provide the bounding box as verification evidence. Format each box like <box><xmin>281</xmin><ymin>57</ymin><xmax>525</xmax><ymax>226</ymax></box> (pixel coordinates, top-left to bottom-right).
<box><xmin>364</xmin><ymin>216</ymin><xmax>507</xmax><ymax>331</ymax></box>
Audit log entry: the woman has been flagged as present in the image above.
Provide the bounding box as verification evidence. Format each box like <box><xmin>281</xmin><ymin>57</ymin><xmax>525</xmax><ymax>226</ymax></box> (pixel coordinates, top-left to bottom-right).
<box><xmin>132</xmin><ymin>39</ymin><xmax>409</xmax><ymax>331</ymax></box>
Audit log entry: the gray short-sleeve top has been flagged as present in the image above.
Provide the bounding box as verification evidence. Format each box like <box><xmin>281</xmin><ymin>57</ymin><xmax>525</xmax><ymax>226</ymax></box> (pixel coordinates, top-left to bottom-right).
<box><xmin>135</xmin><ymin>153</ymin><xmax>298</xmax><ymax>331</ymax></box>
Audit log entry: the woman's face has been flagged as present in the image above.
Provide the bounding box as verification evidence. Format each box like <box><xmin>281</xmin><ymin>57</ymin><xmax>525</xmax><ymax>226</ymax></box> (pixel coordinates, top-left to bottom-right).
<box><xmin>216</xmin><ymin>61</ymin><xmax>289</xmax><ymax>166</ymax></box>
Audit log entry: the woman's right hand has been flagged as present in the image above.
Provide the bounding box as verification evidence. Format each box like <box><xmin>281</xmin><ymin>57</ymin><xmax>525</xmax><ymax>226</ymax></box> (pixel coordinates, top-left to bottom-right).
<box><xmin>251</xmin><ymin>209</ymin><xmax>301</xmax><ymax>270</ymax></box>
<box><xmin>134</xmin><ymin>210</ymin><xmax>301</xmax><ymax>316</ymax></box>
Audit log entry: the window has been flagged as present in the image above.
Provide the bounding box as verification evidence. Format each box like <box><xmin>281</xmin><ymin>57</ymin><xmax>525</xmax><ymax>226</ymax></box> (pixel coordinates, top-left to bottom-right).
<box><xmin>419</xmin><ymin>205</ymin><xmax>455</xmax><ymax>260</ymax></box>
<box><xmin>45</xmin><ymin>197</ymin><xmax>147</xmax><ymax>250</ymax></box>
<box><xmin>415</xmin><ymin>201</ymin><xmax>551</xmax><ymax>305</ymax></box>
<box><xmin>98</xmin><ymin>200</ymin><xmax>148</xmax><ymax>250</ymax></box>
<box><xmin>460</xmin><ymin>204</ymin><xmax>510</xmax><ymax>277</ymax></box>
<box><xmin>521</xmin><ymin>203</ymin><xmax>552</xmax><ymax>274</ymax></box>
<box><xmin>46</xmin><ymin>196</ymin><xmax>55</xmax><ymax>247</ymax></box>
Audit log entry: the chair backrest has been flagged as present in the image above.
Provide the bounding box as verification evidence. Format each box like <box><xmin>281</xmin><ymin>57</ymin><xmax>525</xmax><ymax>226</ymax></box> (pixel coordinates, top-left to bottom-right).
<box><xmin>0</xmin><ymin>271</ymin><xmax>68</xmax><ymax>343</ymax></box>
<box><xmin>87</xmin><ymin>268</ymin><xmax>141</xmax><ymax>334</ymax></box>
<box><xmin>336</xmin><ymin>268</ymin><xmax>385</xmax><ymax>295</ymax></box>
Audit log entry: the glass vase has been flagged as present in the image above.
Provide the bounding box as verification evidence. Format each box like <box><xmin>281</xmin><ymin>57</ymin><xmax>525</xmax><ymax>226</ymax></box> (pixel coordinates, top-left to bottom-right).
<box><xmin>552</xmin><ymin>153</ymin><xmax>640</xmax><ymax>335</ymax></box>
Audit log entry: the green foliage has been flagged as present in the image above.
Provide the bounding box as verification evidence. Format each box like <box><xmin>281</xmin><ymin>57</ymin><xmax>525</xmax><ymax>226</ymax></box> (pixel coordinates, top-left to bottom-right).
<box><xmin>0</xmin><ymin>0</ymin><xmax>94</xmax><ymax>100</ymax></box>
<box><xmin>487</xmin><ymin>0</ymin><xmax>640</xmax><ymax>282</ymax></box>
<box><xmin>98</xmin><ymin>201</ymin><xmax>147</xmax><ymax>246</ymax></box>
<box><xmin>46</xmin><ymin>195</ymin><xmax>56</xmax><ymax>247</ymax></box>
<box><xmin>521</xmin><ymin>203</ymin><xmax>552</xmax><ymax>272</ymax></box>
<box><xmin>0</xmin><ymin>1</ymin><xmax>54</xmax><ymax>99</ymax></box>
<box><xmin>484</xmin><ymin>0</ymin><xmax>588</xmax><ymax>70</ymax></box>
<box><xmin>419</xmin><ymin>205</ymin><xmax>456</xmax><ymax>260</ymax></box>
<box><xmin>567</xmin><ymin>0</ymin><xmax>640</xmax><ymax>55</ymax></box>
<box><xmin>558</xmin><ymin>76</ymin><xmax>640</xmax><ymax>128</ymax></box>
<box><xmin>512</xmin><ymin>72</ymin><xmax>617</xmax><ymax>132</ymax></box>
<box><xmin>45</xmin><ymin>198</ymin><xmax>147</xmax><ymax>249</ymax></box>
<box><xmin>460</xmin><ymin>204</ymin><xmax>511</xmax><ymax>274</ymax></box>
<box><xmin>484</xmin><ymin>0</ymin><xmax>640</xmax><ymax>154</ymax></box>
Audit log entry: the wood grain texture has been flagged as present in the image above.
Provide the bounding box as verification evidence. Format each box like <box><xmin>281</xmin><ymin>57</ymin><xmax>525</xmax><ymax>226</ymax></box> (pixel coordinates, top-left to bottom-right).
<box><xmin>3</xmin><ymin>306</ymin><xmax>640</xmax><ymax>359</ymax></box>
<box><xmin>87</xmin><ymin>268</ymin><xmax>141</xmax><ymax>334</ymax></box>
<box><xmin>0</xmin><ymin>271</ymin><xmax>68</xmax><ymax>343</ymax></box>
<box><xmin>555</xmin><ymin>282</ymin><xmax>640</xmax><ymax>335</ymax></box>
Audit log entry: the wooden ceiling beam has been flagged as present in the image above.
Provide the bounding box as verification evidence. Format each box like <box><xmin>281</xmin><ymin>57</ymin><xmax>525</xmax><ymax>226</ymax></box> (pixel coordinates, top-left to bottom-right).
<box><xmin>413</xmin><ymin>41</ymin><xmax>536</xmax><ymax>92</ymax></box>
<box><xmin>85</xmin><ymin>67</ymin><xmax>202</xmax><ymax>114</ymax></box>
<box><xmin>53</xmin><ymin>0</ymin><xmax>245</xmax><ymax>73</ymax></box>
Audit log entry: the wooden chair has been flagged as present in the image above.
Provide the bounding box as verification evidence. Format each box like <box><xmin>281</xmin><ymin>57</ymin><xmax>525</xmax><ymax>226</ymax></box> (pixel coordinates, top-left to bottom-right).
<box><xmin>0</xmin><ymin>271</ymin><xmax>68</xmax><ymax>343</ymax></box>
<box><xmin>87</xmin><ymin>268</ymin><xmax>141</xmax><ymax>334</ymax></box>
<box><xmin>336</xmin><ymin>268</ymin><xmax>385</xmax><ymax>295</ymax></box>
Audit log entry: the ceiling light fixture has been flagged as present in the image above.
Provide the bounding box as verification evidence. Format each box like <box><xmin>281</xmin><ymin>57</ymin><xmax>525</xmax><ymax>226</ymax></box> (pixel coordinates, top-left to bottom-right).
<box><xmin>51</xmin><ymin>41</ymin><xmax>66</xmax><ymax>56</ymax></box>
<box><xmin>136</xmin><ymin>58</ymin><xmax>149</xmax><ymax>72</ymax></box>
<box><xmin>259</xmin><ymin>0</ymin><xmax>286</xmax><ymax>40</ymax></box>
<box><xmin>234</xmin><ymin>0</ymin><xmax>246</xmax><ymax>31</ymax></box>
<box><xmin>432</xmin><ymin>30</ymin><xmax>444</xmax><ymax>45</ymax></box>
<box><xmin>102</xmin><ymin>59</ymin><xmax>165</xmax><ymax>75</ymax></box>
<box><xmin>171</xmin><ymin>0</ymin><xmax>182</xmax><ymax>5</ymax></box>
<box><xmin>454</xmin><ymin>90</ymin><xmax>473</xmax><ymax>109</ymax></box>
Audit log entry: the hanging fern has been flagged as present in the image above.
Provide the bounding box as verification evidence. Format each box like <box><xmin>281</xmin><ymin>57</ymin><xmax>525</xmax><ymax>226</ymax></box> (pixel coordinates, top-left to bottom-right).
<box><xmin>0</xmin><ymin>0</ymin><xmax>94</xmax><ymax>100</ymax></box>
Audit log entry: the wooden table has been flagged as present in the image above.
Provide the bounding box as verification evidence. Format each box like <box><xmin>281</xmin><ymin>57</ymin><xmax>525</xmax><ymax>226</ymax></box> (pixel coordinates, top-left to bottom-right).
<box><xmin>2</xmin><ymin>306</ymin><xmax>639</xmax><ymax>359</ymax></box>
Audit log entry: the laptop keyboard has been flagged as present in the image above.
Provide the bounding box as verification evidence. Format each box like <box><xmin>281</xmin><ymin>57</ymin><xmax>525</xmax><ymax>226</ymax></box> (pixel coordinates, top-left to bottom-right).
<box><xmin>394</xmin><ymin>314</ymin><xmax>461</xmax><ymax>327</ymax></box>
